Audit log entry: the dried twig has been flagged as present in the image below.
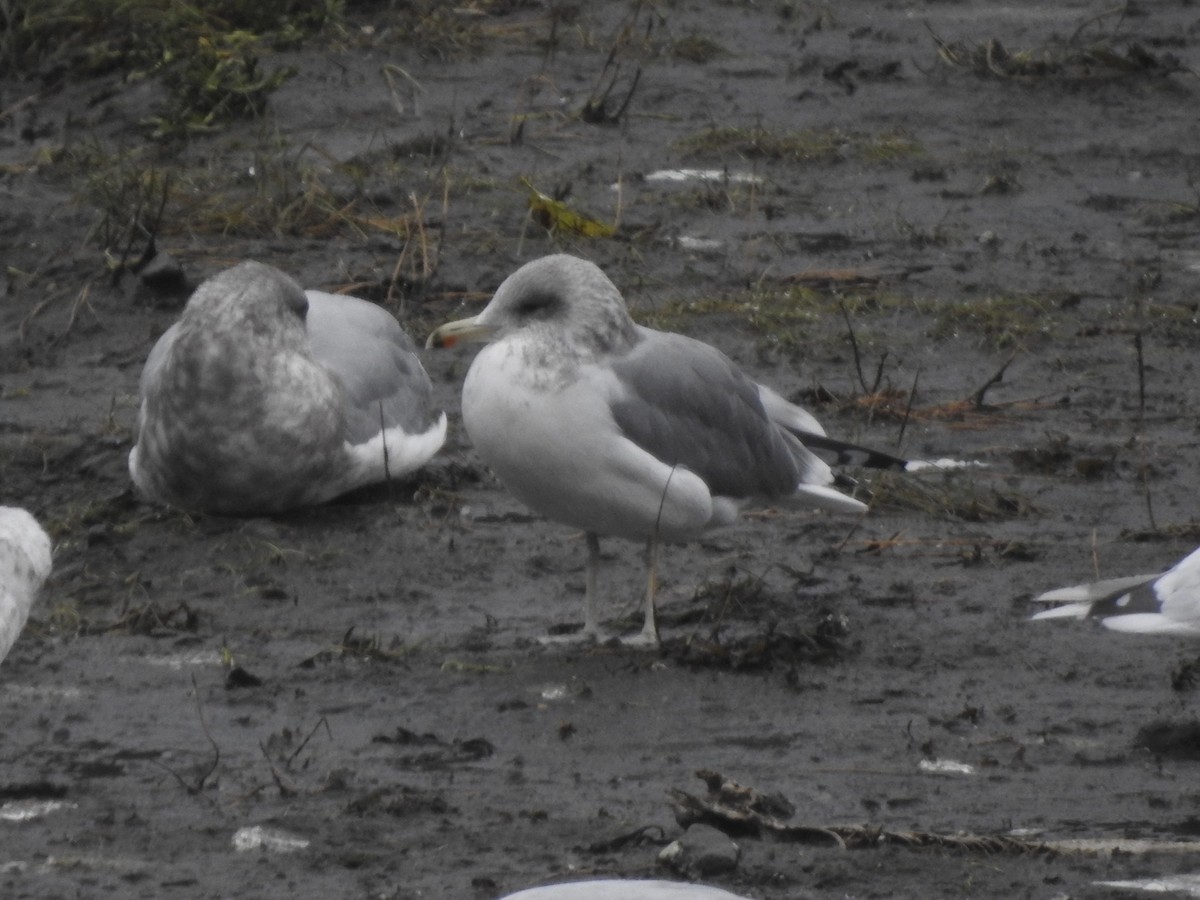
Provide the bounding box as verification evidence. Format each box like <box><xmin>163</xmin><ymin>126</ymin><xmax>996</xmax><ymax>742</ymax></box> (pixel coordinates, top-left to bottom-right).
<box><xmin>258</xmin><ymin>741</ymin><xmax>297</xmax><ymax>797</ymax></box>
<box><xmin>896</xmin><ymin>368</ymin><xmax>920</xmax><ymax>451</ymax></box>
<box><xmin>839</xmin><ymin>299</ymin><xmax>871</xmax><ymax>394</ymax></box>
<box><xmin>971</xmin><ymin>351</ymin><xmax>1018</xmax><ymax>408</ymax></box>
<box><xmin>285</xmin><ymin>717</ymin><xmax>332</xmax><ymax>769</ymax></box>
<box><xmin>1133</xmin><ymin>332</ymin><xmax>1146</xmax><ymax>419</ymax></box>
<box><xmin>669</xmin><ymin>770</ymin><xmax>1063</xmax><ymax>857</ymax></box>
<box><xmin>1132</xmin><ymin>333</ymin><xmax>1157</xmax><ymax>530</ymax></box>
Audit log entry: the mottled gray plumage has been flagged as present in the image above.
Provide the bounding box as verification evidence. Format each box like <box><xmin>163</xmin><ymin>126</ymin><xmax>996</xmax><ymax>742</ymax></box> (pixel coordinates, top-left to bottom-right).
<box><xmin>428</xmin><ymin>254</ymin><xmax>884</xmax><ymax>644</ymax></box>
<box><xmin>130</xmin><ymin>261</ymin><xmax>446</xmax><ymax>515</ymax></box>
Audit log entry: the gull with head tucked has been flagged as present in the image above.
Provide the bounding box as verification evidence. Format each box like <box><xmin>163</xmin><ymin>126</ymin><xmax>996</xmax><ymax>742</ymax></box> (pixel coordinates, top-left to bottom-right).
<box><xmin>428</xmin><ymin>254</ymin><xmax>907</xmax><ymax>645</ymax></box>
<box><xmin>130</xmin><ymin>261</ymin><xmax>446</xmax><ymax>516</ymax></box>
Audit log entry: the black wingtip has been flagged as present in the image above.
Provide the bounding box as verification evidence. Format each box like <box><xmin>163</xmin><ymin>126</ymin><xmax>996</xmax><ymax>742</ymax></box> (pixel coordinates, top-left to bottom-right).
<box><xmin>790</xmin><ymin>429</ymin><xmax>909</xmax><ymax>471</ymax></box>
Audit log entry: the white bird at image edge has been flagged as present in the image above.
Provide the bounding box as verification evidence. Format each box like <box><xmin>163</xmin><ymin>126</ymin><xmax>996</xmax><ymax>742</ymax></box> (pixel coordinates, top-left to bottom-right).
<box><xmin>0</xmin><ymin>507</ymin><xmax>52</xmax><ymax>663</ymax></box>
<box><xmin>1031</xmin><ymin>546</ymin><xmax>1200</xmax><ymax>636</ymax></box>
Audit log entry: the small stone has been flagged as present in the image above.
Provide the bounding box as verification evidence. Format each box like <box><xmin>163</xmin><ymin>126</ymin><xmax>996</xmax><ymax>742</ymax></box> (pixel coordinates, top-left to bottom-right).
<box><xmin>136</xmin><ymin>249</ymin><xmax>191</xmax><ymax>307</ymax></box>
<box><xmin>657</xmin><ymin>823</ymin><xmax>740</xmax><ymax>877</ymax></box>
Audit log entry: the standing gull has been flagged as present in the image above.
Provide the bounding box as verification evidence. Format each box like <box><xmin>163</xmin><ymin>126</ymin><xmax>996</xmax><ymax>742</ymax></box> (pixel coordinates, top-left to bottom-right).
<box><xmin>1031</xmin><ymin>546</ymin><xmax>1200</xmax><ymax>636</ymax></box>
<box><xmin>0</xmin><ymin>507</ymin><xmax>52</xmax><ymax>664</ymax></box>
<box><xmin>130</xmin><ymin>261</ymin><xmax>446</xmax><ymax>516</ymax></box>
<box><xmin>427</xmin><ymin>254</ymin><xmax>906</xmax><ymax>645</ymax></box>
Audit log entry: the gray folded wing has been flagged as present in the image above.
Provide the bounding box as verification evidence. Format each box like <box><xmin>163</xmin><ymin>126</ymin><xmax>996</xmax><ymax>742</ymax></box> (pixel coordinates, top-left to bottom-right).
<box><xmin>138</xmin><ymin>322</ymin><xmax>180</xmax><ymax>399</ymax></box>
<box><xmin>304</xmin><ymin>291</ymin><xmax>440</xmax><ymax>444</ymax></box>
<box><xmin>608</xmin><ymin>329</ymin><xmax>826</xmax><ymax>500</ymax></box>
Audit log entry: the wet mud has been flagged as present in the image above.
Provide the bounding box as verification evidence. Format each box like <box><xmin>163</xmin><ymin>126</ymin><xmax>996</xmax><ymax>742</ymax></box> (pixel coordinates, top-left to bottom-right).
<box><xmin>2</xmin><ymin>2</ymin><xmax>1200</xmax><ymax>898</ymax></box>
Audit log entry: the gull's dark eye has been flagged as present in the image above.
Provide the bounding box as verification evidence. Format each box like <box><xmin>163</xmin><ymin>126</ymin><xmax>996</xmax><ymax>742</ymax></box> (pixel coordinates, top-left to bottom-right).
<box><xmin>513</xmin><ymin>290</ymin><xmax>560</xmax><ymax>319</ymax></box>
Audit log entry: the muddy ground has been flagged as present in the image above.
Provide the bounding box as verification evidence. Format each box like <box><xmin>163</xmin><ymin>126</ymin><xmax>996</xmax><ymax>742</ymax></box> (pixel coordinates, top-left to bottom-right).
<box><xmin>3</xmin><ymin>1</ymin><xmax>1200</xmax><ymax>898</ymax></box>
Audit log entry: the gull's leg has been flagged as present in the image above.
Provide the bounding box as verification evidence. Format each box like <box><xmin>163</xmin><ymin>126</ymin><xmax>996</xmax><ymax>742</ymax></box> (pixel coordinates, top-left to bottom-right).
<box><xmin>541</xmin><ymin>532</ymin><xmax>658</xmax><ymax>647</ymax></box>
<box><xmin>538</xmin><ymin>533</ymin><xmax>604</xmax><ymax>644</ymax></box>
<box><xmin>582</xmin><ymin>532</ymin><xmax>603</xmax><ymax>637</ymax></box>
<box><xmin>623</xmin><ymin>536</ymin><xmax>661</xmax><ymax>647</ymax></box>
<box><xmin>540</xmin><ymin>533</ymin><xmax>603</xmax><ymax>644</ymax></box>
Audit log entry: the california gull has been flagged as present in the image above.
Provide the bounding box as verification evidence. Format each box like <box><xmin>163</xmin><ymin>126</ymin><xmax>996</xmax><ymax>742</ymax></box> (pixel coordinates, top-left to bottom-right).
<box><xmin>1031</xmin><ymin>546</ymin><xmax>1200</xmax><ymax>636</ymax></box>
<box><xmin>499</xmin><ymin>879</ymin><xmax>751</xmax><ymax>900</ymax></box>
<box><xmin>130</xmin><ymin>261</ymin><xmax>447</xmax><ymax>515</ymax></box>
<box><xmin>427</xmin><ymin>253</ymin><xmax>907</xmax><ymax>644</ymax></box>
<box><xmin>0</xmin><ymin>507</ymin><xmax>52</xmax><ymax>664</ymax></box>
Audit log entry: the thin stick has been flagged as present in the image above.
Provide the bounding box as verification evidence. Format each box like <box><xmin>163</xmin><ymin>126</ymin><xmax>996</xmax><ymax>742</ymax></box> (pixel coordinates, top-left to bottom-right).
<box><xmin>63</xmin><ymin>280</ymin><xmax>96</xmax><ymax>338</ymax></box>
<box><xmin>896</xmin><ymin>368</ymin><xmax>920</xmax><ymax>451</ymax></box>
<box><xmin>610</xmin><ymin>66</ymin><xmax>642</xmax><ymax>122</ymax></box>
<box><xmin>839</xmin><ymin>300</ymin><xmax>870</xmax><ymax>394</ymax></box>
<box><xmin>258</xmin><ymin>741</ymin><xmax>297</xmax><ymax>797</ymax></box>
<box><xmin>1134</xmin><ymin>332</ymin><xmax>1146</xmax><ymax>422</ymax></box>
<box><xmin>0</xmin><ymin>88</ymin><xmax>49</xmax><ymax>126</ymax></box>
<box><xmin>971</xmin><ymin>351</ymin><xmax>1018</xmax><ymax>408</ymax></box>
<box><xmin>1142</xmin><ymin>449</ymin><xmax>1158</xmax><ymax>532</ymax></box>
<box><xmin>1133</xmin><ymin>333</ymin><xmax>1156</xmax><ymax>530</ymax></box>
<box><xmin>286</xmin><ymin>717</ymin><xmax>332</xmax><ymax>768</ymax></box>
<box><xmin>833</xmin><ymin>510</ymin><xmax>870</xmax><ymax>554</ymax></box>
<box><xmin>870</xmin><ymin>351</ymin><xmax>888</xmax><ymax>394</ymax></box>
<box><xmin>1067</xmin><ymin>4</ymin><xmax>1129</xmax><ymax>45</ymax></box>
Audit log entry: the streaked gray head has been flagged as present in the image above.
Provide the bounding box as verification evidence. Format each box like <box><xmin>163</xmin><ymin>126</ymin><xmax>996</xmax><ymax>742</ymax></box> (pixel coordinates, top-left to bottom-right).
<box><xmin>479</xmin><ymin>254</ymin><xmax>639</xmax><ymax>357</ymax></box>
<box><xmin>184</xmin><ymin>261</ymin><xmax>309</xmax><ymax>338</ymax></box>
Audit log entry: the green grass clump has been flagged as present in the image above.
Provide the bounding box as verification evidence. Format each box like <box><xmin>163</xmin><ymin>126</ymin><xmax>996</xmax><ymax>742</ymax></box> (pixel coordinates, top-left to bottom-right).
<box><xmin>858</xmin><ymin>131</ymin><xmax>925</xmax><ymax>163</ymax></box>
<box><xmin>864</xmin><ymin>470</ymin><xmax>1036</xmax><ymax>522</ymax></box>
<box><xmin>639</xmin><ymin>284</ymin><xmax>915</xmax><ymax>355</ymax></box>
<box><xmin>2</xmin><ymin>0</ymin><xmax>339</xmax><ymax>76</ymax></box>
<box><xmin>676</xmin><ymin>126</ymin><xmax>922</xmax><ymax>166</ymax></box>
<box><xmin>385</xmin><ymin>1</ymin><xmax>497</xmax><ymax>60</ymax></box>
<box><xmin>639</xmin><ymin>287</ymin><xmax>817</xmax><ymax>336</ymax></box>
<box><xmin>671</xmin><ymin>34</ymin><xmax>727</xmax><ymax>63</ymax></box>
<box><xmin>2</xmin><ymin>0</ymin><xmax>341</xmax><ymax>135</ymax></box>
<box><xmin>61</xmin><ymin>133</ymin><xmax>442</xmax><ymax>245</ymax></box>
<box><xmin>677</xmin><ymin>126</ymin><xmax>844</xmax><ymax>165</ymax></box>
<box><xmin>148</xmin><ymin>29</ymin><xmax>297</xmax><ymax>138</ymax></box>
<box><xmin>927</xmin><ymin>293</ymin><xmax>1062</xmax><ymax>349</ymax></box>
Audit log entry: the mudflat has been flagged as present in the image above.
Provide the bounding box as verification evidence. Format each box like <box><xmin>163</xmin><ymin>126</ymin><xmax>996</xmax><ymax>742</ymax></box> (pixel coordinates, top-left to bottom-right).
<box><xmin>2</xmin><ymin>2</ymin><xmax>1199</xmax><ymax>898</ymax></box>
